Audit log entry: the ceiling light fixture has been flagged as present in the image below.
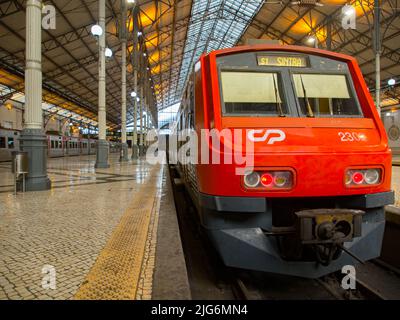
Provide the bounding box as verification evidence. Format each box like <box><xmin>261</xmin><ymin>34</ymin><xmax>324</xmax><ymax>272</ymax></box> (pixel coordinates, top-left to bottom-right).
<box><xmin>91</xmin><ymin>24</ymin><xmax>103</xmax><ymax>37</ymax></box>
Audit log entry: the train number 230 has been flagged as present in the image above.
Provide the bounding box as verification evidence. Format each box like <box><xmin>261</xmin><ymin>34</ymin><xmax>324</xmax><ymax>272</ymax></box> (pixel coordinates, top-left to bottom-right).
<box><xmin>338</xmin><ymin>131</ymin><xmax>364</xmax><ymax>142</ymax></box>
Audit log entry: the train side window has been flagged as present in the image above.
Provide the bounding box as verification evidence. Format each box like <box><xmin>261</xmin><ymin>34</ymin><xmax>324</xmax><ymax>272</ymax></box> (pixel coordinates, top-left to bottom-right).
<box><xmin>0</xmin><ymin>137</ymin><xmax>6</xmax><ymax>148</ymax></box>
<box><xmin>8</xmin><ymin>137</ymin><xmax>14</xmax><ymax>149</ymax></box>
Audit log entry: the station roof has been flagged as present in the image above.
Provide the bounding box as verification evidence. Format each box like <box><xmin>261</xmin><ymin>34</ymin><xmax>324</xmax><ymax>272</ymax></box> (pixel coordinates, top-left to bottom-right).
<box><xmin>238</xmin><ymin>0</ymin><xmax>400</xmax><ymax>111</ymax></box>
<box><xmin>0</xmin><ymin>0</ymin><xmax>399</xmax><ymax>129</ymax></box>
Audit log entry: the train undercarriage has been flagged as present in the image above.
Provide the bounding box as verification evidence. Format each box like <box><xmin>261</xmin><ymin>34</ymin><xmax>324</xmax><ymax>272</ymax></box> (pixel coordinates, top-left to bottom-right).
<box><xmin>198</xmin><ymin>191</ymin><xmax>394</xmax><ymax>278</ymax></box>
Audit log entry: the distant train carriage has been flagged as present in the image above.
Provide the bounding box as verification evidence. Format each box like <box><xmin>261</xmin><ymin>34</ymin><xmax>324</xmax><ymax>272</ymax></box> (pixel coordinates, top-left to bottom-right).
<box><xmin>89</xmin><ymin>140</ymin><xmax>97</xmax><ymax>155</ymax></box>
<box><xmin>66</xmin><ymin>137</ymin><xmax>80</xmax><ymax>156</ymax></box>
<box><xmin>0</xmin><ymin>130</ymin><xmax>121</xmax><ymax>161</ymax></box>
<box><xmin>0</xmin><ymin>128</ymin><xmax>20</xmax><ymax>161</ymax></box>
<box><xmin>48</xmin><ymin>135</ymin><xmax>64</xmax><ymax>157</ymax></box>
<box><xmin>80</xmin><ymin>139</ymin><xmax>90</xmax><ymax>155</ymax></box>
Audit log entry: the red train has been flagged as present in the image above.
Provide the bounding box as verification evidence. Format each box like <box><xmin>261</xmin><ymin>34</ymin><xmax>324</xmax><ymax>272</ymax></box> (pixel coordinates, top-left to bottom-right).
<box><xmin>173</xmin><ymin>44</ymin><xmax>394</xmax><ymax>278</ymax></box>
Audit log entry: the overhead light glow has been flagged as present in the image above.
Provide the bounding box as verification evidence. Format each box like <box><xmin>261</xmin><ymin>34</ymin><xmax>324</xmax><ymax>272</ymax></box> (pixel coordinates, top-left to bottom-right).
<box><xmin>343</xmin><ymin>5</ymin><xmax>356</xmax><ymax>16</ymax></box>
<box><xmin>91</xmin><ymin>24</ymin><xmax>103</xmax><ymax>37</ymax></box>
<box><xmin>388</xmin><ymin>78</ymin><xmax>396</xmax><ymax>86</ymax></box>
<box><xmin>105</xmin><ymin>47</ymin><xmax>113</xmax><ymax>58</ymax></box>
<box><xmin>307</xmin><ymin>36</ymin><xmax>316</xmax><ymax>44</ymax></box>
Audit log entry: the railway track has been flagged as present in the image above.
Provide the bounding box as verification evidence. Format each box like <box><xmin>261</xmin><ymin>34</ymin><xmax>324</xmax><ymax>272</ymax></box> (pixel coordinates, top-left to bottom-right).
<box><xmin>169</xmin><ymin>164</ymin><xmax>400</xmax><ymax>301</ymax></box>
<box><xmin>230</xmin><ymin>265</ymin><xmax>398</xmax><ymax>301</ymax></box>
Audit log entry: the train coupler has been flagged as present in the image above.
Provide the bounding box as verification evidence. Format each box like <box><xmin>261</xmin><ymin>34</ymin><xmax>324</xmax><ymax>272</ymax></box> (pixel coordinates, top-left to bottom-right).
<box><xmin>295</xmin><ymin>209</ymin><xmax>364</xmax><ymax>244</ymax></box>
<box><xmin>295</xmin><ymin>209</ymin><xmax>365</xmax><ymax>266</ymax></box>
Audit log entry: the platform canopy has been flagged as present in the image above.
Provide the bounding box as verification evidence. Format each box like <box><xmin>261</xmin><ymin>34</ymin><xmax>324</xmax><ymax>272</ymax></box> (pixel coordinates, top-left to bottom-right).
<box><xmin>0</xmin><ymin>0</ymin><xmax>399</xmax><ymax>129</ymax></box>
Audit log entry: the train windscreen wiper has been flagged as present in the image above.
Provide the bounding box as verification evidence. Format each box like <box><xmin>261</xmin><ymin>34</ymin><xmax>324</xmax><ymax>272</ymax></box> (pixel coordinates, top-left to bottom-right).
<box><xmin>300</xmin><ymin>75</ymin><xmax>314</xmax><ymax>118</ymax></box>
<box><xmin>272</xmin><ymin>74</ymin><xmax>285</xmax><ymax>117</ymax></box>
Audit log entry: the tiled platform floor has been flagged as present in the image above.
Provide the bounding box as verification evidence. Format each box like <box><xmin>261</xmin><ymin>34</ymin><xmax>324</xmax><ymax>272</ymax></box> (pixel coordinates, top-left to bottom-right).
<box><xmin>0</xmin><ymin>154</ymin><xmax>164</xmax><ymax>300</ymax></box>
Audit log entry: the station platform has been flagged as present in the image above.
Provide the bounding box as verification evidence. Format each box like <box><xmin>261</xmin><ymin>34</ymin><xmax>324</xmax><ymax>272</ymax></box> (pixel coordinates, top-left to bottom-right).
<box><xmin>0</xmin><ymin>154</ymin><xmax>190</xmax><ymax>300</ymax></box>
<box><xmin>393</xmin><ymin>155</ymin><xmax>400</xmax><ymax>166</ymax></box>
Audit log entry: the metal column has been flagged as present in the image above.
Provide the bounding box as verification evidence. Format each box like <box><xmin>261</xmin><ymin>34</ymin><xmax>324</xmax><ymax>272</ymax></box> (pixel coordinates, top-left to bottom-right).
<box><xmin>326</xmin><ymin>18</ymin><xmax>332</xmax><ymax>51</ymax></box>
<box><xmin>19</xmin><ymin>0</ymin><xmax>51</xmax><ymax>191</ymax></box>
<box><xmin>131</xmin><ymin>6</ymin><xmax>139</xmax><ymax>159</ymax></box>
<box><xmin>374</xmin><ymin>0</ymin><xmax>381</xmax><ymax>116</ymax></box>
<box><xmin>139</xmin><ymin>82</ymin><xmax>144</xmax><ymax>156</ymax></box>
<box><xmin>95</xmin><ymin>0</ymin><xmax>110</xmax><ymax>168</ymax></box>
<box><xmin>120</xmin><ymin>0</ymin><xmax>129</xmax><ymax>161</ymax></box>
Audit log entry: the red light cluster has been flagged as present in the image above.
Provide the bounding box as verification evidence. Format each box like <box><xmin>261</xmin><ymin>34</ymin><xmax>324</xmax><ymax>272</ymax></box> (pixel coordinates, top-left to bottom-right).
<box><xmin>244</xmin><ymin>171</ymin><xmax>293</xmax><ymax>190</ymax></box>
<box><xmin>345</xmin><ymin>168</ymin><xmax>382</xmax><ymax>187</ymax></box>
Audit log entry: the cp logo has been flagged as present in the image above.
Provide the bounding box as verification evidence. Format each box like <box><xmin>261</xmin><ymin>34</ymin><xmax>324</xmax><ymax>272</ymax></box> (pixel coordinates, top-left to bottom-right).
<box><xmin>247</xmin><ymin>129</ymin><xmax>286</xmax><ymax>144</ymax></box>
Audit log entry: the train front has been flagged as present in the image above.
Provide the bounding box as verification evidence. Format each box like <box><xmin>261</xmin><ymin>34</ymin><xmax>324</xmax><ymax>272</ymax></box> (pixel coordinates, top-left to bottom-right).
<box><xmin>195</xmin><ymin>45</ymin><xmax>394</xmax><ymax>278</ymax></box>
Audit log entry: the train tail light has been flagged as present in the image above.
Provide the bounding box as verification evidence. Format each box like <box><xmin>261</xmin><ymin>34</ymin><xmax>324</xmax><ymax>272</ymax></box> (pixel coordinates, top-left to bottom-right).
<box><xmin>244</xmin><ymin>170</ymin><xmax>293</xmax><ymax>190</ymax></box>
<box><xmin>345</xmin><ymin>168</ymin><xmax>382</xmax><ymax>187</ymax></box>
<box><xmin>243</xmin><ymin>171</ymin><xmax>260</xmax><ymax>188</ymax></box>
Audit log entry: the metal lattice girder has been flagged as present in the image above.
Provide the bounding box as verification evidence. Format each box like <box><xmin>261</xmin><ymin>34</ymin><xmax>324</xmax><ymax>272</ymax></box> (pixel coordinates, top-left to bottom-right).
<box><xmin>0</xmin><ymin>0</ymin><xmax>24</xmax><ymax>19</ymax></box>
<box><xmin>240</xmin><ymin>0</ymin><xmax>400</xmax><ymax>107</ymax></box>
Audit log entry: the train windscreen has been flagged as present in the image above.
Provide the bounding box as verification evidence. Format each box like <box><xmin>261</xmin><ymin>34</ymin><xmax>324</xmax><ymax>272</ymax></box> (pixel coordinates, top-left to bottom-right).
<box><xmin>292</xmin><ymin>73</ymin><xmax>361</xmax><ymax>117</ymax></box>
<box><xmin>220</xmin><ymin>71</ymin><xmax>288</xmax><ymax>117</ymax></box>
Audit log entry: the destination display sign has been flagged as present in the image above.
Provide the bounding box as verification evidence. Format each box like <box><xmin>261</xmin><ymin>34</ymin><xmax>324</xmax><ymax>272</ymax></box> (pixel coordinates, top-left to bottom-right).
<box><xmin>257</xmin><ymin>55</ymin><xmax>308</xmax><ymax>67</ymax></box>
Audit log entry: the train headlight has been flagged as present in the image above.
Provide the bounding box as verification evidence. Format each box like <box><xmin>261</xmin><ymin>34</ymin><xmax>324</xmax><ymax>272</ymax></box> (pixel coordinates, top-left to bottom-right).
<box><xmin>345</xmin><ymin>168</ymin><xmax>382</xmax><ymax>187</ymax></box>
<box><xmin>364</xmin><ymin>169</ymin><xmax>380</xmax><ymax>185</ymax></box>
<box><xmin>244</xmin><ymin>171</ymin><xmax>260</xmax><ymax>188</ymax></box>
<box><xmin>243</xmin><ymin>170</ymin><xmax>294</xmax><ymax>190</ymax></box>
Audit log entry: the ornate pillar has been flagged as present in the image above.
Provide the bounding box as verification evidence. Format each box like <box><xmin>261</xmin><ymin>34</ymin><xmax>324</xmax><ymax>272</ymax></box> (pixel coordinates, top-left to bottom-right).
<box><xmin>374</xmin><ymin>0</ymin><xmax>381</xmax><ymax>116</ymax></box>
<box><xmin>131</xmin><ymin>6</ymin><xmax>139</xmax><ymax>159</ymax></box>
<box><xmin>95</xmin><ymin>0</ymin><xmax>110</xmax><ymax>168</ymax></box>
<box><xmin>139</xmin><ymin>84</ymin><xmax>144</xmax><ymax>156</ymax></box>
<box><xmin>19</xmin><ymin>0</ymin><xmax>51</xmax><ymax>191</ymax></box>
<box><xmin>120</xmin><ymin>0</ymin><xmax>128</xmax><ymax>161</ymax></box>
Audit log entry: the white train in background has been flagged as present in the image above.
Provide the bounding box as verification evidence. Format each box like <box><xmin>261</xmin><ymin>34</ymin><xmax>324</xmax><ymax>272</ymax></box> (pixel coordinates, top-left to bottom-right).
<box><xmin>0</xmin><ymin>128</ymin><xmax>121</xmax><ymax>161</ymax></box>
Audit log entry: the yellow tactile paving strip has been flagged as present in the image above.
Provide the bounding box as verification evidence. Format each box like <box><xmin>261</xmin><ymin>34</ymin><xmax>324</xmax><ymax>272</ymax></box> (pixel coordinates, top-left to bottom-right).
<box><xmin>136</xmin><ymin>180</ymin><xmax>161</xmax><ymax>300</ymax></box>
<box><xmin>74</xmin><ymin>167</ymin><xmax>164</xmax><ymax>300</ymax></box>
